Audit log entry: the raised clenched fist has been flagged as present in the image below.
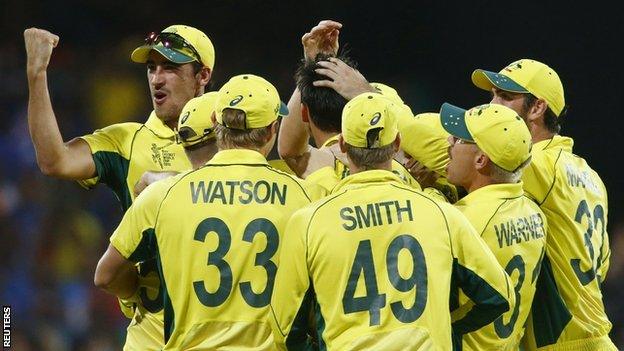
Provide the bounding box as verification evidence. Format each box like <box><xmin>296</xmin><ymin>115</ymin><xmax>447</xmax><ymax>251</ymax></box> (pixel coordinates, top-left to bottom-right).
<box><xmin>24</xmin><ymin>28</ymin><xmax>60</xmax><ymax>77</ymax></box>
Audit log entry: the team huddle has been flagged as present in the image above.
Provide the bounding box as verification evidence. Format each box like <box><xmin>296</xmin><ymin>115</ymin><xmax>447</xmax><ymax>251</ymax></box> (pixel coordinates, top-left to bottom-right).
<box><xmin>24</xmin><ymin>19</ymin><xmax>614</xmax><ymax>351</ymax></box>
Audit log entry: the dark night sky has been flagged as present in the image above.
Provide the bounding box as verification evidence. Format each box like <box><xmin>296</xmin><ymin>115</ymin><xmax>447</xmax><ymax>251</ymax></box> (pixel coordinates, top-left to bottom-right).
<box><xmin>4</xmin><ymin>0</ymin><xmax>623</xmax><ymax>225</ymax></box>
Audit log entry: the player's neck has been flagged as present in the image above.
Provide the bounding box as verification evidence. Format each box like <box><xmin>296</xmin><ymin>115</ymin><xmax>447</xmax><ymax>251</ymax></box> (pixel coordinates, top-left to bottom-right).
<box><xmin>530</xmin><ymin>124</ymin><xmax>556</xmax><ymax>144</ymax></box>
<box><xmin>311</xmin><ymin>128</ymin><xmax>338</xmax><ymax>149</ymax></box>
<box><xmin>348</xmin><ymin>160</ymin><xmax>393</xmax><ymax>175</ymax></box>
<box><xmin>465</xmin><ymin>174</ymin><xmax>494</xmax><ymax>193</ymax></box>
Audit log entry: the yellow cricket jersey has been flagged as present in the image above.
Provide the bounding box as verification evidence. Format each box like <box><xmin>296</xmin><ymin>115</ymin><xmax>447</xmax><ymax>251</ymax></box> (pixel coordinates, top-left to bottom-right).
<box><xmin>451</xmin><ymin>182</ymin><xmax>547</xmax><ymax>351</ymax></box>
<box><xmin>304</xmin><ymin>134</ymin><xmax>421</xmax><ymax>201</ymax></box>
<box><xmin>111</xmin><ymin>149</ymin><xmax>311</xmax><ymax>350</ymax></box>
<box><xmin>521</xmin><ymin>136</ymin><xmax>615</xmax><ymax>350</ymax></box>
<box><xmin>270</xmin><ymin>170</ymin><xmax>515</xmax><ymax>351</ymax></box>
<box><xmin>79</xmin><ymin>112</ymin><xmax>191</xmax><ymax>350</ymax></box>
<box><xmin>268</xmin><ymin>159</ymin><xmax>296</xmax><ymax>175</ymax></box>
<box><xmin>304</xmin><ymin>159</ymin><xmax>421</xmax><ymax>201</ymax></box>
<box><xmin>79</xmin><ymin>112</ymin><xmax>191</xmax><ymax>210</ymax></box>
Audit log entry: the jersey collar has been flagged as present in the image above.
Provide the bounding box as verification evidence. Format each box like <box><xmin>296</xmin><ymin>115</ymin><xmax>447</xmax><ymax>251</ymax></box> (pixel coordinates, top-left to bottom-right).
<box><xmin>320</xmin><ymin>134</ymin><xmax>341</xmax><ymax>148</ymax></box>
<box><xmin>332</xmin><ymin>169</ymin><xmax>403</xmax><ymax>194</ymax></box>
<box><xmin>533</xmin><ymin>135</ymin><xmax>573</xmax><ymax>153</ymax></box>
<box><xmin>145</xmin><ymin>111</ymin><xmax>177</xmax><ymax>139</ymax></box>
<box><xmin>207</xmin><ymin>149</ymin><xmax>269</xmax><ymax>166</ymax></box>
<box><xmin>456</xmin><ymin>182</ymin><xmax>524</xmax><ymax>207</ymax></box>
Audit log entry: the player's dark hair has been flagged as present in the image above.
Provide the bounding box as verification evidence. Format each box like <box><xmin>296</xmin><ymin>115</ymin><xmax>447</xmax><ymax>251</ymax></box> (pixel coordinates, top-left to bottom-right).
<box><xmin>295</xmin><ymin>53</ymin><xmax>358</xmax><ymax>133</ymax></box>
<box><xmin>345</xmin><ymin>143</ymin><xmax>396</xmax><ymax>171</ymax></box>
<box><xmin>215</xmin><ymin>108</ymin><xmax>273</xmax><ymax>149</ymax></box>
<box><xmin>523</xmin><ymin>94</ymin><xmax>563</xmax><ymax>134</ymax></box>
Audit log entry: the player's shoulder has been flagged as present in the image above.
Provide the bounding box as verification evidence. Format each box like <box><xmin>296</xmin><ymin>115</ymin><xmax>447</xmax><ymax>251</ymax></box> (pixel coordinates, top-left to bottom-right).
<box><xmin>131</xmin><ymin>172</ymin><xmax>181</xmax><ymax>213</ymax></box>
<box><xmin>289</xmin><ymin>189</ymin><xmax>346</xmax><ymax>227</ymax></box>
<box><xmin>265</xmin><ymin>164</ymin><xmax>310</xmax><ymax>196</ymax></box>
<box><xmin>93</xmin><ymin>122</ymin><xmax>144</xmax><ymax>137</ymax></box>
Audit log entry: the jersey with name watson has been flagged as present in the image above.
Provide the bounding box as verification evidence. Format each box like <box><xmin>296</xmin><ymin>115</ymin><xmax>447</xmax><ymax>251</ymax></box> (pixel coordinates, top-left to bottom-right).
<box><xmin>521</xmin><ymin>135</ymin><xmax>615</xmax><ymax>350</ymax></box>
<box><xmin>270</xmin><ymin>170</ymin><xmax>514</xmax><ymax>351</ymax></box>
<box><xmin>111</xmin><ymin>149</ymin><xmax>311</xmax><ymax>350</ymax></box>
<box><xmin>452</xmin><ymin>182</ymin><xmax>547</xmax><ymax>351</ymax></box>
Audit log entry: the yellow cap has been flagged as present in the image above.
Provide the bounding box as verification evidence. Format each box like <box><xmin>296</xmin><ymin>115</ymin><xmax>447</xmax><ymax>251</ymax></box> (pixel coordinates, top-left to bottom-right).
<box><xmin>342</xmin><ymin>93</ymin><xmax>399</xmax><ymax>148</ymax></box>
<box><xmin>370</xmin><ymin>82</ymin><xmax>405</xmax><ymax>103</ymax></box>
<box><xmin>399</xmin><ymin>112</ymin><xmax>450</xmax><ymax>175</ymax></box>
<box><xmin>440</xmin><ymin>103</ymin><xmax>532</xmax><ymax>172</ymax></box>
<box><xmin>131</xmin><ymin>25</ymin><xmax>216</xmax><ymax>70</ymax></box>
<box><xmin>176</xmin><ymin>92</ymin><xmax>218</xmax><ymax>148</ymax></box>
<box><xmin>472</xmin><ymin>59</ymin><xmax>565</xmax><ymax>116</ymax></box>
<box><xmin>215</xmin><ymin>74</ymin><xmax>288</xmax><ymax>129</ymax></box>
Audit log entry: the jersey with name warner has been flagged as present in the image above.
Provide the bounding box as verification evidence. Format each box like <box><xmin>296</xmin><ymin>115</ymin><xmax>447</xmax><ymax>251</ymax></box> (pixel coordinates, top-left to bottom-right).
<box><xmin>521</xmin><ymin>136</ymin><xmax>614</xmax><ymax>350</ymax></box>
<box><xmin>270</xmin><ymin>170</ymin><xmax>514</xmax><ymax>350</ymax></box>
<box><xmin>451</xmin><ymin>182</ymin><xmax>547</xmax><ymax>351</ymax></box>
<box><xmin>111</xmin><ymin>149</ymin><xmax>311</xmax><ymax>350</ymax></box>
<box><xmin>79</xmin><ymin>112</ymin><xmax>191</xmax><ymax>349</ymax></box>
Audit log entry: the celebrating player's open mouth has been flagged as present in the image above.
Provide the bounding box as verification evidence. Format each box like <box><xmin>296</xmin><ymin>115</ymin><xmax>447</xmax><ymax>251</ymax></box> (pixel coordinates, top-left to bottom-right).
<box><xmin>153</xmin><ymin>91</ymin><xmax>168</xmax><ymax>105</ymax></box>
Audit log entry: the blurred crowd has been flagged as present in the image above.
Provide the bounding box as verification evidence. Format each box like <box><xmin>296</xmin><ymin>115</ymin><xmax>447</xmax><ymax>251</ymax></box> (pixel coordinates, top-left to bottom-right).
<box><xmin>2</xmin><ymin>28</ymin><xmax>623</xmax><ymax>351</ymax></box>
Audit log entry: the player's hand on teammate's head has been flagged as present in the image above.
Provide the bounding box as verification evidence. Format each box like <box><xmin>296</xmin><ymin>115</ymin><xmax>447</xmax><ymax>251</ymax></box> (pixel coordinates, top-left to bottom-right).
<box><xmin>302</xmin><ymin>20</ymin><xmax>342</xmax><ymax>61</ymax></box>
<box><xmin>313</xmin><ymin>57</ymin><xmax>375</xmax><ymax>100</ymax></box>
<box><xmin>24</xmin><ymin>28</ymin><xmax>60</xmax><ymax>76</ymax></box>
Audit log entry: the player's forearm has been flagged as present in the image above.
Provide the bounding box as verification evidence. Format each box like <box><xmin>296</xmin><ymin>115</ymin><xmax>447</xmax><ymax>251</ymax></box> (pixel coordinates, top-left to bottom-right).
<box><xmin>27</xmin><ymin>73</ymin><xmax>96</xmax><ymax>179</ymax></box>
<box><xmin>94</xmin><ymin>258</ymin><xmax>139</xmax><ymax>299</ymax></box>
<box><xmin>277</xmin><ymin>88</ymin><xmax>310</xmax><ymax>159</ymax></box>
<box><xmin>27</xmin><ymin>72</ymin><xmax>71</xmax><ymax>176</ymax></box>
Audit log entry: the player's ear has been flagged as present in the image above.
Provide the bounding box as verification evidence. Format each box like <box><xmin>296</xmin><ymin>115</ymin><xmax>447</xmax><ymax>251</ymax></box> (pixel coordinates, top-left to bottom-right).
<box><xmin>474</xmin><ymin>151</ymin><xmax>489</xmax><ymax>171</ymax></box>
<box><xmin>338</xmin><ymin>134</ymin><xmax>347</xmax><ymax>153</ymax></box>
<box><xmin>301</xmin><ymin>104</ymin><xmax>310</xmax><ymax>123</ymax></box>
<box><xmin>527</xmin><ymin>98</ymin><xmax>547</xmax><ymax>123</ymax></box>
<box><xmin>197</xmin><ymin>67</ymin><xmax>211</xmax><ymax>88</ymax></box>
<box><xmin>269</xmin><ymin>120</ymin><xmax>279</xmax><ymax>137</ymax></box>
<box><xmin>393</xmin><ymin>133</ymin><xmax>401</xmax><ymax>153</ymax></box>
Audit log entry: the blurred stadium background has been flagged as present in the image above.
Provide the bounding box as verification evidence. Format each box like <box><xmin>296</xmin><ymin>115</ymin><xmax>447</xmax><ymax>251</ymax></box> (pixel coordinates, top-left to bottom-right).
<box><xmin>1</xmin><ymin>1</ymin><xmax>622</xmax><ymax>349</ymax></box>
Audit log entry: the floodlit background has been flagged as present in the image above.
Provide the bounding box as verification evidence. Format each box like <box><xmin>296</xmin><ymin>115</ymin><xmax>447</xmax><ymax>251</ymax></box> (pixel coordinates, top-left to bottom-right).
<box><xmin>1</xmin><ymin>1</ymin><xmax>623</xmax><ymax>349</ymax></box>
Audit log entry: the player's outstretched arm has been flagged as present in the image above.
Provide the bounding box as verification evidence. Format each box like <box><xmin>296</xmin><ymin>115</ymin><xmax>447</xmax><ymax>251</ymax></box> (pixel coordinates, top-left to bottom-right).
<box><xmin>278</xmin><ymin>88</ymin><xmax>309</xmax><ymax>160</ymax></box>
<box><xmin>94</xmin><ymin>244</ymin><xmax>139</xmax><ymax>299</ymax></box>
<box><xmin>277</xmin><ymin>20</ymin><xmax>342</xmax><ymax>160</ymax></box>
<box><xmin>25</xmin><ymin>28</ymin><xmax>96</xmax><ymax>180</ymax></box>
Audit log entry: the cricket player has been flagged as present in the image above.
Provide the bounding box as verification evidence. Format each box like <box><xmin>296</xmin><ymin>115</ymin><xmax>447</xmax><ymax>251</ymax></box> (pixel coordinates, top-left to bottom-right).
<box><xmin>24</xmin><ymin>24</ymin><xmax>214</xmax><ymax>349</ymax></box>
<box><xmin>472</xmin><ymin>59</ymin><xmax>615</xmax><ymax>350</ymax></box>
<box><xmin>278</xmin><ymin>21</ymin><xmax>419</xmax><ymax>200</ymax></box>
<box><xmin>270</xmin><ymin>92</ymin><xmax>515</xmax><ymax>350</ymax></box>
<box><xmin>95</xmin><ymin>74</ymin><xmax>312</xmax><ymax>350</ymax></box>
<box><xmin>440</xmin><ymin>102</ymin><xmax>547</xmax><ymax>350</ymax></box>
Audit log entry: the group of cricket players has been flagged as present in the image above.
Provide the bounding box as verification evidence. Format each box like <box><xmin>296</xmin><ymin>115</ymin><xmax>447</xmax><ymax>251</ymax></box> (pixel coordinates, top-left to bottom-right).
<box><xmin>24</xmin><ymin>19</ymin><xmax>615</xmax><ymax>351</ymax></box>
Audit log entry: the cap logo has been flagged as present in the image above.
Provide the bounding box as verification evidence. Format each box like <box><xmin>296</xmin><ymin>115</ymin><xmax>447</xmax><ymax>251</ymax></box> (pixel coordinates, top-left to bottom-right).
<box><xmin>229</xmin><ymin>95</ymin><xmax>244</xmax><ymax>106</ymax></box>
<box><xmin>469</xmin><ymin>105</ymin><xmax>488</xmax><ymax>116</ymax></box>
<box><xmin>370</xmin><ymin>112</ymin><xmax>382</xmax><ymax>125</ymax></box>
<box><xmin>180</xmin><ymin>111</ymin><xmax>190</xmax><ymax>124</ymax></box>
<box><xmin>504</xmin><ymin>61</ymin><xmax>523</xmax><ymax>73</ymax></box>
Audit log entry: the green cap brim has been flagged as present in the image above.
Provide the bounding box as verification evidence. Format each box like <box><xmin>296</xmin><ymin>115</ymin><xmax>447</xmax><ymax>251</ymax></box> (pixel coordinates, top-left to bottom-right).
<box><xmin>131</xmin><ymin>45</ymin><xmax>195</xmax><ymax>64</ymax></box>
<box><xmin>440</xmin><ymin>103</ymin><xmax>473</xmax><ymax>141</ymax></box>
<box><xmin>278</xmin><ymin>101</ymin><xmax>289</xmax><ymax>116</ymax></box>
<box><xmin>471</xmin><ymin>69</ymin><xmax>529</xmax><ymax>93</ymax></box>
